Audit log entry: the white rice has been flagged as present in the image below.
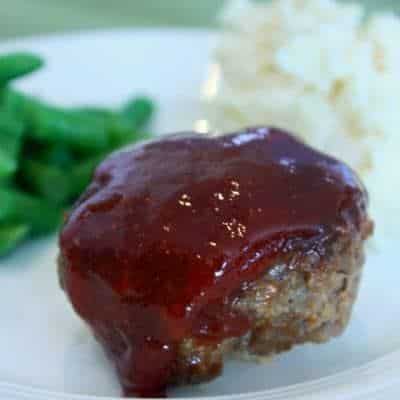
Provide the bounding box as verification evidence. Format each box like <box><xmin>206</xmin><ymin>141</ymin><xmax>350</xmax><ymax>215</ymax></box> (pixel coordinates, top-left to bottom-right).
<box><xmin>206</xmin><ymin>0</ymin><xmax>400</xmax><ymax>238</ymax></box>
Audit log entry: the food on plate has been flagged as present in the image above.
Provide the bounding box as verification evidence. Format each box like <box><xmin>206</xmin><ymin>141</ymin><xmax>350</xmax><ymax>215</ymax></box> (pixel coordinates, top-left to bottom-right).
<box><xmin>206</xmin><ymin>0</ymin><xmax>400</xmax><ymax>235</ymax></box>
<box><xmin>0</xmin><ymin>52</ymin><xmax>155</xmax><ymax>256</ymax></box>
<box><xmin>59</xmin><ymin>127</ymin><xmax>372</xmax><ymax>397</ymax></box>
<box><xmin>0</xmin><ymin>52</ymin><xmax>43</xmax><ymax>85</ymax></box>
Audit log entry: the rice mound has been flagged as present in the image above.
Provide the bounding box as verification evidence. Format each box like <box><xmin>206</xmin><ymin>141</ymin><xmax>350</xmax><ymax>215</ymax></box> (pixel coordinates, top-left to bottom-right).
<box><xmin>206</xmin><ymin>0</ymin><xmax>400</xmax><ymax>237</ymax></box>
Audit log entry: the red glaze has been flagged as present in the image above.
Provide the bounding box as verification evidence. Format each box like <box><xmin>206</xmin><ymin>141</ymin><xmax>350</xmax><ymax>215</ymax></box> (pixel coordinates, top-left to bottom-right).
<box><xmin>59</xmin><ymin>128</ymin><xmax>368</xmax><ymax>397</ymax></box>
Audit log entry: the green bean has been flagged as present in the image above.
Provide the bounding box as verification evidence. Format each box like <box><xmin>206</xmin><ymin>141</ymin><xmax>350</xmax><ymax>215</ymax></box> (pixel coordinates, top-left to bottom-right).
<box><xmin>0</xmin><ymin>88</ymin><xmax>35</xmax><ymax>115</ymax></box>
<box><xmin>69</xmin><ymin>154</ymin><xmax>106</xmax><ymax>199</ymax></box>
<box><xmin>1</xmin><ymin>91</ymin><xmax>110</xmax><ymax>153</ymax></box>
<box><xmin>24</xmin><ymin>154</ymin><xmax>106</xmax><ymax>203</ymax></box>
<box><xmin>0</xmin><ymin>153</ymin><xmax>15</xmax><ymax>182</ymax></box>
<box><xmin>3</xmin><ymin>93</ymin><xmax>76</xmax><ymax>168</ymax></box>
<box><xmin>26</xmin><ymin>102</ymin><xmax>110</xmax><ymax>153</ymax></box>
<box><xmin>72</xmin><ymin>107</ymin><xmax>123</xmax><ymax>148</ymax></box>
<box><xmin>72</xmin><ymin>107</ymin><xmax>146</xmax><ymax>149</ymax></box>
<box><xmin>0</xmin><ymin>188</ymin><xmax>62</xmax><ymax>234</ymax></box>
<box><xmin>0</xmin><ymin>53</ymin><xmax>44</xmax><ymax>84</ymax></box>
<box><xmin>35</xmin><ymin>144</ymin><xmax>75</xmax><ymax>168</ymax></box>
<box><xmin>72</xmin><ymin>106</ymin><xmax>113</xmax><ymax>119</ymax></box>
<box><xmin>19</xmin><ymin>159</ymin><xmax>72</xmax><ymax>205</ymax></box>
<box><xmin>0</xmin><ymin>109</ymin><xmax>24</xmax><ymax>179</ymax></box>
<box><xmin>119</xmin><ymin>130</ymin><xmax>151</xmax><ymax>145</ymax></box>
<box><xmin>121</xmin><ymin>97</ymin><xmax>154</xmax><ymax>130</ymax></box>
<box><xmin>20</xmin><ymin>154</ymin><xmax>107</xmax><ymax>206</ymax></box>
<box><xmin>0</xmin><ymin>224</ymin><xmax>30</xmax><ymax>257</ymax></box>
<box><xmin>107</xmin><ymin>114</ymin><xmax>135</xmax><ymax>148</ymax></box>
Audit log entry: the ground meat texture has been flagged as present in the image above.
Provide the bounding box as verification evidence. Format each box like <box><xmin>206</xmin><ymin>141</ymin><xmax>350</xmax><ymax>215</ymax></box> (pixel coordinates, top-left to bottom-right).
<box><xmin>173</xmin><ymin>223</ymin><xmax>372</xmax><ymax>384</ymax></box>
<box><xmin>58</xmin><ymin>127</ymin><xmax>372</xmax><ymax>397</ymax></box>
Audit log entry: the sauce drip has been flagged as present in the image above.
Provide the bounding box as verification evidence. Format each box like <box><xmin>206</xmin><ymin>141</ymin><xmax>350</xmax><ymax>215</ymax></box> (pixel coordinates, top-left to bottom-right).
<box><xmin>59</xmin><ymin>128</ymin><xmax>367</xmax><ymax>397</ymax></box>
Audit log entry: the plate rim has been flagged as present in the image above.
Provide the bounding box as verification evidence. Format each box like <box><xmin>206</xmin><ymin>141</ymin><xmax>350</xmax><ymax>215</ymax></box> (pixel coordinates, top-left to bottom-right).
<box><xmin>0</xmin><ymin>27</ymin><xmax>216</xmax><ymax>49</ymax></box>
<box><xmin>0</xmin><ymin>349</ymin><xmax>399</xmax><ymax>399</ymax></box>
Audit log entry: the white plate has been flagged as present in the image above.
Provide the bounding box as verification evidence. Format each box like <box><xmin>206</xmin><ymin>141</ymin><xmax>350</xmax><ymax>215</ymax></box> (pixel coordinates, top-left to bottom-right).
<box><xmin>0</xmin><ymin>29</ymin><xmax>399</xmax><ymax>400</ymax></box>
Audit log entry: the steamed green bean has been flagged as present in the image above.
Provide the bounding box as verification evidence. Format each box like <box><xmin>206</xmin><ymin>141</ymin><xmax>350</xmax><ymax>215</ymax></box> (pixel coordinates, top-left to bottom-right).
<box><xmin>0</xmin><ymin>188</ymin><xmax>63</xmax><ymax>234</ymax></box>
<box><xmin>0</xmin><ymin>53</ymin><xmax>43</xmax><ymax>85</ymax></box>
<box><xmin>35</xmin><ymin>143</ymin><xmax>75</xmax><ymax>169</ymax></box>
<box><xmin>0</xmin><ymin>109</ymin><xmax>24</xmax><ymax>180</ymax></box>
<box><xmin>0</xmin><ymin>224</ymin><xmax>30</xmax><ymax>257</ymax></box>
<box><xmin>122</xmin><ymin>97</ymin><xmax>154</xmax><ymax>129</ymax></box>
<box><xmin>27</xmin><ymin>102</ymin><xmax>110</xmax><ymax>153</ymax></box>
<box><xmin>69</xmin><ymin>154</ymin><xmax>106</xmax><ymax>199</ymax></box>
<box><xmin>20</xmin><ymin>159</ymin><xmax>73</xmax><ymax>205</ymax></box>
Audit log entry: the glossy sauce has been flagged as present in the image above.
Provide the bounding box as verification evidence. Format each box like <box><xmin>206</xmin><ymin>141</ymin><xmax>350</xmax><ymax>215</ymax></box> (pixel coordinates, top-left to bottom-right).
<box><xmin>59</xmin><ymin>128</ymin><xmax>368</xmax><ymax>397</ymax></box>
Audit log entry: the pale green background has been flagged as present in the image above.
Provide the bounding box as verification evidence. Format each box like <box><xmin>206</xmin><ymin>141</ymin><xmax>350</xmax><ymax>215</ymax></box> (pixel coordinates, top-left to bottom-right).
<box><xmin>0</xmin><ymin>0</ymin><xmax>398</xmax><ymax>39</ymax></box>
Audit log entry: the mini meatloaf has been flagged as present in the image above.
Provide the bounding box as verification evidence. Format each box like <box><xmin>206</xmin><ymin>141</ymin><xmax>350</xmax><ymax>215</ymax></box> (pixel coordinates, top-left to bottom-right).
<box><xmin>58</xmin><ymin>127</ymin><xmax>373</xmax><ymax>397</ymax></box>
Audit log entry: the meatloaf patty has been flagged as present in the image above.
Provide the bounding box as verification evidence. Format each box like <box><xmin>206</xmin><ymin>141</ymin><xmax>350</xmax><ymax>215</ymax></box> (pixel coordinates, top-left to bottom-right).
<box><xmin>58</xmin><ymin>127</ymin><xmax>372</xmax><ymax>397</ymax></box>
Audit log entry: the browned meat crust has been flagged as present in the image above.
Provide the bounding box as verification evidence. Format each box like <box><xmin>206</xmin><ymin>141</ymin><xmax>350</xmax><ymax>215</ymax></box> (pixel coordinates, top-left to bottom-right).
<box><xmin>172</xmin><ymin>220</ymin><xmax>372</xmax><ymax>385</ymax></box>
